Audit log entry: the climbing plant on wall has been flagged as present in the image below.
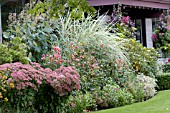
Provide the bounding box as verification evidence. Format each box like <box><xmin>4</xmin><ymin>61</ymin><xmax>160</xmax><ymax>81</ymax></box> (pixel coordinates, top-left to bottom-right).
<box><xmin>152</xmin><ymin>10</ymin><xmax>170</xmax><ymax>57</ymax></box>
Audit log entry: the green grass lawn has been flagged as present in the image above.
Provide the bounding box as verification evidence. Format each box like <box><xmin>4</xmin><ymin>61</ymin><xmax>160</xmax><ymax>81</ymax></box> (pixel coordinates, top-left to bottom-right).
<box><xmin>92</xmin><ymin>90</ymin><xmax>170</xmax><ymax>113</ymax></box>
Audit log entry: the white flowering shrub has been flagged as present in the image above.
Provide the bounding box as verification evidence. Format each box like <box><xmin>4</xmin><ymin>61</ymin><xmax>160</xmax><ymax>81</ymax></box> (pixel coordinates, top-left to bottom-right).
<box><xmin>136</xmin><ymin>73</ymin><xmax>157</xmax><ymax>99</ymax></box>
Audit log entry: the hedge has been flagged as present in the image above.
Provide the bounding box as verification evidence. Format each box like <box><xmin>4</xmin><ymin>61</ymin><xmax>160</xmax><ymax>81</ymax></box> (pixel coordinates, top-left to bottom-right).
<box><xmin>156</xmin><ymin>73</ymin><xmax>170</xmax><ymax>91</ymax></box>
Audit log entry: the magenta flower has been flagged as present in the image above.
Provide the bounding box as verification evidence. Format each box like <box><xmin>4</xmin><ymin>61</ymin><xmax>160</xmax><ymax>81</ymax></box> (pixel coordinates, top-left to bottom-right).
<box><xmin>152</xmin><ymin>34</ymin><xmax>158</xmax><ymax>41</ymax></box>
<box><xmin>100</xmin><ymin>43</ymin><xmax>104</xmax><ymax>47</ymax></box>
<box><xmin>122</xmin><ymin>16</ymin><xmax>129</xmax><ymax>24</ymax></box>
<box><xmin>168</xmin><ymin>58</ymin><xmax>170</xmax><ymax>62</ymax></box>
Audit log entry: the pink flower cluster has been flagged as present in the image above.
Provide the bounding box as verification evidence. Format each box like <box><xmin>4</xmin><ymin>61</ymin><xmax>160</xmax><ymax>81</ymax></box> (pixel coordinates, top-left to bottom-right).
<box><xmin>45</xmin><ymin>66</ymin><xmax>81</xmax><ymax>96</ymax></box>
<box><xmin>0</xmin><ymin>62</ymin><xmax>45</xmax><ymax>90</ymax></box>
<box><xmin>0</xmin><ymin>62</ymin><xmax>81</xmax><ymax>96</ymax></box>
<box><xmin>42</xmin><ymin>46</ymin><xmax>63</xmax><ymax>64</ymax></box>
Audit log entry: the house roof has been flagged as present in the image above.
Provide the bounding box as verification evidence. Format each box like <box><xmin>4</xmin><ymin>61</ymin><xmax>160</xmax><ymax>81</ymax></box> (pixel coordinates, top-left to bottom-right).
<box><xmin>87</xmin><ymin>0</ymin><xmax>170</xmax><ymax>9</ymax></box>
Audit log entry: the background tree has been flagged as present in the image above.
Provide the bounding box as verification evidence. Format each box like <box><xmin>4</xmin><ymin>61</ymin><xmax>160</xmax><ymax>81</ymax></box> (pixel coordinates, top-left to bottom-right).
<box><xmin>29</xmin><ymin>0</ymin><xmax>96</xmax><ymax>19</ymax></box>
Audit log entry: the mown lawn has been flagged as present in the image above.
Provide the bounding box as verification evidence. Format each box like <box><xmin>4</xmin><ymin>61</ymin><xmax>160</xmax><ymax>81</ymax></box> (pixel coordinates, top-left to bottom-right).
<box><xmin>92</xmin><ymin>90</ymin><xmax>170</xmax><ymax>113</ymax></box>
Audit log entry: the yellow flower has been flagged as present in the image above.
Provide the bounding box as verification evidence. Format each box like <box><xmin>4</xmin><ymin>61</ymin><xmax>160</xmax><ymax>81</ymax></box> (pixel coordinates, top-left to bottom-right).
<box><xmin>3</xmin><ymin>76</ymin><xmax>7</xmax><ymax>80</ymax></box>
<box><xmin>136</xmin><ymin>66</ymin><xmax>139</xmax><ymax>72</ymax></box>
<box><xmin>1</xmin><ymin>88</ymin><xmax>7</xmax><ymax>92</ymax></box>
<box><xmin>0</xmin><ymin>93</ymin><xmax>3</xmax><ymax>98</ymax></box>
<box><xmin>4</xmin><ymin>98</ymin><xmax>8</xmax><ymax>102</ymax></box>
<box><xmin>9</xmin><ymin>83</ymin><xmax>15</xmax><ymax>88</ymax></box>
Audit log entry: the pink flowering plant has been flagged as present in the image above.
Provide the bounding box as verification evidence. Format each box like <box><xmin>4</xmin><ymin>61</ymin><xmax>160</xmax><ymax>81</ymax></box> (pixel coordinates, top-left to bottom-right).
<box><xmin>0</xmin><ymin>62</ymin><xmax>80</xmax><ymax>113</ymax></box>
<box><xmin>152</xmin><ymin>10</ymin><xmax>170</xmax><ymax>57</ymax></box>
<box><xmin>41</xmin><ymin>43</ymin><xmax>103</xmax><ymax>91</ymax></box>
<box><xmin>108</xmin><ymin>4</ymin><xmax>137</xmax><ymax>39</ymax></box>
<box><xmin>41</xmin><ymin>40</ymin><xmax>130</xmax><ymax>92</ymax></box>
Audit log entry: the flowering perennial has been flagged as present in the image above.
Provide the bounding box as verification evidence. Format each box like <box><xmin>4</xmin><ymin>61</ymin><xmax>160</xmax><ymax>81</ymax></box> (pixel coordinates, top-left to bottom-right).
<box><xmin>0</xmin><ymin>62</ymin><xmax>80</xmax><ymax>97</ymax></box>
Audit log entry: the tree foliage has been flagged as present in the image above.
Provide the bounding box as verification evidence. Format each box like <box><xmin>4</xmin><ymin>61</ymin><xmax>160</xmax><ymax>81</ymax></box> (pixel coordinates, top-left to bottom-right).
<box><xmin>29</xmin><ymin>0</ymin><xmax>96</xmax><ymax>19</ymax></box>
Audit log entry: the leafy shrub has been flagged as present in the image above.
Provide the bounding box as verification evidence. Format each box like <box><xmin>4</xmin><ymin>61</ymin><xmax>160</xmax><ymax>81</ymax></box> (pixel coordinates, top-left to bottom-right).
<box><xmin>124</xmin><ymin>76</ymin><xmax>145</xmax><ymax>102</ymax></box>
<box><xmin>0</xmin><ymin>62</ymin><xmax>80</xmax><ymax>113</ymax></box>
<box><xmin>93</xmin><ymin>83</ymin><xmax>134</xmax><ymax>109</ymax></box>
<box><xmin>156</xmin><ymin>73</ymin><xmax>170</xmax><ymax>90</ymax></box>
<box><xmin>162</xmin><ymin>63</ymin><xmax>170</xmax><ymax>73</ymax></box>
<box><xmin>0</xmin><ymin>37</ymin><xmax>28</xmax><ymax>64</ymax></box>
<box><xmin>63</xmin><ymin>91</ymin><xmax>97</xmax><ymax>113</ymax></box>
<box><xmin>3</xmin><ymin>5</ymin><xmax>58</xmax><ymax>62</ymax></box>
<box><xmin>136</xmin><ymin>73</ymin><xmax>157</xmax><ymax>100</ymax></box>
<box><xmin>121</xmin><ymin>39</ymin><xmax>158</xmax><ymax>76</ymax></box>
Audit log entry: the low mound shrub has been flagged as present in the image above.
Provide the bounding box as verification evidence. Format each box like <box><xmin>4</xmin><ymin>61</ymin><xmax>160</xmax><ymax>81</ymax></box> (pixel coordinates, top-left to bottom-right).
<box><xmin>136</xmin><ymin>73</ymin><xmax>157</xmax><ymax>100</ymax></box>
<box><xmin>93</xmin><ymin>84</ymin><xmax>134</xmax><ymax>109</ymax></box>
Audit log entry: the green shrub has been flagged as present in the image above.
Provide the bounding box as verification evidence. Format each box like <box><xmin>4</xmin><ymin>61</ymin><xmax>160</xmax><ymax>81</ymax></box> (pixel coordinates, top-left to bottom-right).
<box><xmin>63</xmin><ymin>91</ymin><xmax>97</xmax><ymax>113</ymax></box>
<box><xmin>93</xmin><ymin>83</ymin><xmax>134</xmax><ymax>109</ymax></box>
<box><xmin>136</xmin><ymin>73</ymin><xmax>157</xmax><ymax>100</ymax></box>
<box><xmin>121</xmin><ymin>39</ymin><xmax>158</xmax><ymax>77</ymax></box>
<box><xmin>162</xmin><ymin>63</ymin><xmax>170</xmax><ymax>73</ymax></box>
<box><xmin>0</xmin><ymin>37</ymin><xmax>29</xmax><ymax>64</ymax></box>
<box><xmin>156</xmin><ymin>73</ymin><xmax>170</xmax><ymax>90</ymax></box>
<box><xmin>3</xmin><ymin>6</ymin><xmax>58</xmax><ymax>62</ymax></box>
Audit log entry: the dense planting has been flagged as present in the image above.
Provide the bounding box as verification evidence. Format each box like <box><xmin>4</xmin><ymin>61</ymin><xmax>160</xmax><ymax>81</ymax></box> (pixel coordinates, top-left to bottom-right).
<box><xmin>0</xmin><ymin>1</ymin><xmax>162</xmax><ymax>113</ymax></box>
<box><xmin>0</xmin><ymin>62</ymin><xmax>80</xmax><ymax>113</ymax></box>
